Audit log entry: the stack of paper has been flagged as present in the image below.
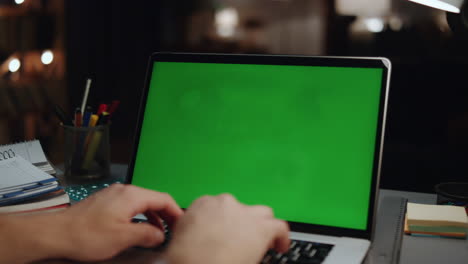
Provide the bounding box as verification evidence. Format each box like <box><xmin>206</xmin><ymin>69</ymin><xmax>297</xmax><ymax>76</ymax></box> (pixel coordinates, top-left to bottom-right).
<box><xmin>405</xmin><ymin>202</ymin><xmax>468</xmax><ymax>238</ymax></box>
<box><xmin>0</xmin><ymin>156</ymin><xmax>65</xmax><ymax>207</ymax></box>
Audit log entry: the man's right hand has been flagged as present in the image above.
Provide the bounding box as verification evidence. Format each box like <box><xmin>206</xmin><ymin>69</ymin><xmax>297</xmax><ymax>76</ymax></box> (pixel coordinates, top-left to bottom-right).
<box><xmin>164</xmin><ymin>194</ymin><xmax>290</xmax><ymax>264</ymax></box>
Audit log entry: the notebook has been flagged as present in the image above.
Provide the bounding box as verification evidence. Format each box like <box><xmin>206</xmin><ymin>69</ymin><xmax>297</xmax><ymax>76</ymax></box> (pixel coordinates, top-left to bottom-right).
<box><xmin>0</xmin><ymin>140</ymin><xmax>56</xmax><ymax>175</ymax></box>
<box><xmin>0</xmin><ymin>156</ymin><xmax>61</xmax><ymax>206</ymax></box>
<box><xmin>127</xmin><ymin>53</ymin><xmax>391</xmax><ymax>263</ymax></box>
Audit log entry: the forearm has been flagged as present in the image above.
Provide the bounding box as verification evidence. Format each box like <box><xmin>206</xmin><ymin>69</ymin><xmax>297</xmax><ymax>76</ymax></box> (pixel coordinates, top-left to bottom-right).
<box><xmin>0</xmin><ymin>212</ymin><xmax>72</xmax><ymax>263</ymax></box>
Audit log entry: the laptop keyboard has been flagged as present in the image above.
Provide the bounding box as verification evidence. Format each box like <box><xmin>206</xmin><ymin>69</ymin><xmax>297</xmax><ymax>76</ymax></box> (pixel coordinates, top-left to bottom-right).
<box><xmin>132</xmin><ymin>218</ymin><xmax>334</xmax><ymax>263</ymax></box>
<box><xmin>261</xmin><ymin>239</ymin><xmax>334</xmax><ymax>264</ymax></box>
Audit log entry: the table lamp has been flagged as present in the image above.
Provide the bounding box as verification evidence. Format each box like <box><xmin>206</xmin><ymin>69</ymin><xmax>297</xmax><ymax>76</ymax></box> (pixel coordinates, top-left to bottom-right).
<box><xmin>408</xmin><ymin>0</ymin><xmax>464</xmax><ymax>13</ymax></box>
<box><xmin>408</xmin><ymin>0</ymin><xmax>467</xmax><ymax>29</ymax></box>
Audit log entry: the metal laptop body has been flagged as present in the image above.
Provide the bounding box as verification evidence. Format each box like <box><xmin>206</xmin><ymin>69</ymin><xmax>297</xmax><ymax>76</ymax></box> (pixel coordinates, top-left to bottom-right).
<box><xmin>128</xmin><ymin>53</ymin><xmax>391</xmax><ymax>264</ymax></box>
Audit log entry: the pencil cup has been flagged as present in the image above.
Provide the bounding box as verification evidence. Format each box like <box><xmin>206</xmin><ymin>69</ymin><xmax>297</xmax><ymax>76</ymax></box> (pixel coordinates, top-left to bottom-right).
<box><xmin>62</xmin><ymin>124</ymin><xmax>110</xmax><ymax>179</ymax></box>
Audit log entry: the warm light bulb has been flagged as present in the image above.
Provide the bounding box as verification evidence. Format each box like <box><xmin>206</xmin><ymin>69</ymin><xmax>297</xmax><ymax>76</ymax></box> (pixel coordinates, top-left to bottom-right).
<box><xmin>8</xmin><ymin>58</ymin><xmax>21</xmax><ymax>72</ymax></box>
<box><xmin>15</xmin><ymin>0</ymin><xmax>25</xmax><ymax>5</ymax></box>
<box><xmin>41</xmin><ymin>50</ymin><xmax>54</xmax><ymax>65</ymax></box>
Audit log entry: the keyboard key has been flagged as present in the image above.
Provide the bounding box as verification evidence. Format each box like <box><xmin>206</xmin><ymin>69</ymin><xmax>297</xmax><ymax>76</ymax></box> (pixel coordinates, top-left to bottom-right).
<box><xmin>261</xmin><ymin>239</ymin><xmax>333</xmax><ymax>264</ymax></box>
<box><xmin>308</xmin><ymin>248</ymin><xmax>317</xmax><ymax>258</ymax></box>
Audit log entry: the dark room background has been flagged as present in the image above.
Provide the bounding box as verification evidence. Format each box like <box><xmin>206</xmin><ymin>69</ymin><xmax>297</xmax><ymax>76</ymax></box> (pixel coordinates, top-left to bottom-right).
<box><xmin>1</xmin><ymin>0</ymin><xmax>467</xmax><ymax>193</ymax></box>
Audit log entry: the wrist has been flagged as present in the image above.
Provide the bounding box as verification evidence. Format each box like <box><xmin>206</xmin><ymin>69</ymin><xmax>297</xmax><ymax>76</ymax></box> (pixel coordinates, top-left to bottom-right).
<box><xmin>37</xmin><ymin>211</ymin><xmax>75</xmax><ymax>259</ymax></box>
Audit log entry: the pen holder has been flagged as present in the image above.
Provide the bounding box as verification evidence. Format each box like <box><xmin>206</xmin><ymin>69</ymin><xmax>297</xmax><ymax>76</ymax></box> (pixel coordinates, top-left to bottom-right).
<box><xmin>62</xmin><ymin>124</ymin><xmax>110</xmax><ymax>179</ymax></box>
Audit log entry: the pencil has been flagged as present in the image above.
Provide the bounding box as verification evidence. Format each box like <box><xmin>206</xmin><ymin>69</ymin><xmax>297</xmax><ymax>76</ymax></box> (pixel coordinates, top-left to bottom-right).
<box><xmin>80</xmin><ymin>78</ymin><xmax>92</xmax><ymax>114</ymax></box>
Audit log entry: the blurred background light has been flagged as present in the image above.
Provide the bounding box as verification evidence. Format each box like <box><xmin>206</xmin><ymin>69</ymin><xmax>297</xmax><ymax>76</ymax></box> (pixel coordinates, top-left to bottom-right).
<box><xmin>8</xmin><ymin>58</ymin><xmax>21</xmax><ymax>72</ymax></box>
<box><xmin>41</xmin><ymin>50</ymin><xmax>54</xmax><ymax>65</ymax></box>
<box><xmin>215</xmin><ymin>7</ymin><xmax>239</xmax><ymax>38</ymax></box>
<box><xmin>15</xmin><ymin>0</ymin><xmax>25</xmax><ymax>5</ymax></box>
<box><xmin>365</xmin><ymin>18</ymin><xmax>385</xmax><ymax>32</ymax></box>
<box><xmin>389</xmin><ymin>16</ymin><xmax>404</xmax><ymax>31</ymax></box>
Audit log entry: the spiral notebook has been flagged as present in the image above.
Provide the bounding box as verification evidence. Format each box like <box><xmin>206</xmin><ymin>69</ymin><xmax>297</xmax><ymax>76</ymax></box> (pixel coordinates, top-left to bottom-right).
<box><xmin>0</xmin><ymin>140</ymin><xmax>56</xmax><ymax>175</ymax></box>
<box><xmin>0</xmin><ymin>156</ymin><xmax>61</xmax><ymax>206</ymax></box>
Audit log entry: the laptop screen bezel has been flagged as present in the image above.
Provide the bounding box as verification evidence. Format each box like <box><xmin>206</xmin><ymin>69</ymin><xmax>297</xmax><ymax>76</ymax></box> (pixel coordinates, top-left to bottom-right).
<box><xmin>127</xmin><ymin>52</ymin><xmax>390</xmax><ymax>240</ymax></box>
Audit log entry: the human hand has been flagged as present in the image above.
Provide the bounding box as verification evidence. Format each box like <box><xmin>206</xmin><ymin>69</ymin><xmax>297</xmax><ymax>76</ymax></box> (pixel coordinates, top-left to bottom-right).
<box><xmin>164</xmin><ymin>194</ymin><xmax>290</xmax><ymax>264</ymax></box>
<box><xmin>56</xmin><ymin>184</ymin><xmax>183</xmax><ymax>261</ymax></box>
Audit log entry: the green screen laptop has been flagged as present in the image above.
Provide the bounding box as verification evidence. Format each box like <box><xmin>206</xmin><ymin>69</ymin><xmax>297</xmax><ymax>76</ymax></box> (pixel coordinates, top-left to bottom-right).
<box><xmin>128</xmin><ymin>53</ymin><xmax>391</xmax><ymax>263</ymax></box>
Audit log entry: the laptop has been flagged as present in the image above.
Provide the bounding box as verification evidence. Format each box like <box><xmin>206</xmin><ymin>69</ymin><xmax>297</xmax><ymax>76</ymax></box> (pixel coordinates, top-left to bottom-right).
<box><xmin>127</xmin><ymin>53</ymin><xmax>391</xmax><ymax>263</ymax></box>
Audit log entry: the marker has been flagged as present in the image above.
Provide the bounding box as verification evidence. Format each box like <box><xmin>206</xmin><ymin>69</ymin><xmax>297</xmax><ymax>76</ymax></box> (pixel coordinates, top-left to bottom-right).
<box><xmin>88</xmin><ymin>114</ymin><xmax>99</xmax><ymax>127</ymax></box>
<box><xmin>96</xmin><ymin>103</ymin><xmax>107</xmax><ymax>116</ymax></box>
<box><xmin>82</xmin><ymin>106</ymin><xmax>93</xmax><ymax>127</ymax></box>
<box><xmin>107</xmin><ymin>100</ymin><xmax>120</xmax><ymax>117</ymax></box>
<box><xmin>74</xmin><ymin>108</ymin><xmax>82</xmax><ymax>127</ymax></box>
<box><xmin>82</xmin><ymin>112</ymin><xmax>110</xmax><ymax>170</ymax></box>
<box><xmin>80</xmin><ymin>78</ymin><xmax>92</xmax><ymax>114</ymax></box>
<box><xmin>83</xmin><ymin>114</ymin><xmax>100</xmax><ymax>153</ymax></box>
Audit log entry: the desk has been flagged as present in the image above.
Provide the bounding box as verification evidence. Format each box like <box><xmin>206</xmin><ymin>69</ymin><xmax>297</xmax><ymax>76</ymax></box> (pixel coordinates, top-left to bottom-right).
<box><xmin>376</xmin><ymin>190</ymin><xmax>467</xmax><ymax>264</ymax></box>
<box><xmin>42</xmin><ymin>165</ymin><xmax>468</xmax><ymax>263</ymax></box>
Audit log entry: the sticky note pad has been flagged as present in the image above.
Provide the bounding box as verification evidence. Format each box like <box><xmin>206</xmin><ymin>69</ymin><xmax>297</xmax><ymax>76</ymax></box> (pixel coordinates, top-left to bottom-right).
<box><xmin>407</xmin><ymin>203</ymin><xmax>468</xmax><ymax>227</ymax></box>
<box><xmin>406</xmin><ymin>203</ymin><xmax>467</xmax><ymax>238</ymax></box>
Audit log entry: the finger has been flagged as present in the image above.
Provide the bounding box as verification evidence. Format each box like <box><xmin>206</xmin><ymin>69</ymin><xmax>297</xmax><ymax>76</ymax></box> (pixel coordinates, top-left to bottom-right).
<box><xmin>144</xmin><ymin>210</ymin><xmax>164</xmax><ymax>230</ymax></box>
<box><xmin>123</xmin><ymin>185</ymin><xmax>184</xmax><ymax>225</ymax></box>
<box><xmin>126</xmin><ymin>222</ymin><xmax>166</xmax><ymax>248</ymax></box>
<box><xmin>267</xmin><ymin>220</ymin><xmax>291</xmax><ymax>253</ymax></box>
<box><xmin>158</xmin><ymin>210</ymin><xmax>181</xmax><ymax>229</ymax></box>
<box><xmin>247</xmin><ymin>205</ymin><xmax>274</xmax><ymax>218</ymax></box>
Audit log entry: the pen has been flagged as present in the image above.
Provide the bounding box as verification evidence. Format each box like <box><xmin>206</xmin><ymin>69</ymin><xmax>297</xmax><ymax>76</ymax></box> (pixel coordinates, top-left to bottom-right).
<box><xmin>74</xmin><ymin>108</ymin><xmax>82</xmax><ymax>127</ymax></box>
<box><xmin>53</xmin><ymin>104</ymin><xmax>73</xmax><ymax>126</ymax></box>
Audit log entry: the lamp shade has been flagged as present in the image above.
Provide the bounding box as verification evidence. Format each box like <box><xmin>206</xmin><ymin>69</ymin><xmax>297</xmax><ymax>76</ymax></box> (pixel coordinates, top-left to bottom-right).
<box><xmin>408</xmin><ymin>0</ymin><xmax>464</xmax><ymax>13</ymax></box>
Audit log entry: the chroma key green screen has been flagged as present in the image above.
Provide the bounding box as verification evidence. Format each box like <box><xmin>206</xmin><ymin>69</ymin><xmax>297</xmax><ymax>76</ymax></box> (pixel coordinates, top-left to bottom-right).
<box><xmin>132</xmin><ymin>61</ymin><xmax>384</xmax><ymax>230</ymax></box>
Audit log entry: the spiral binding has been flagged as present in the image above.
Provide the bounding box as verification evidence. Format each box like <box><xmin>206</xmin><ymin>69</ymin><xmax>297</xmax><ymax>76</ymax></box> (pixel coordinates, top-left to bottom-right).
<box><xmin>0</xmin><ymin>139</ymin><xmax>39</xmax><ymax>161</ymax></box>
